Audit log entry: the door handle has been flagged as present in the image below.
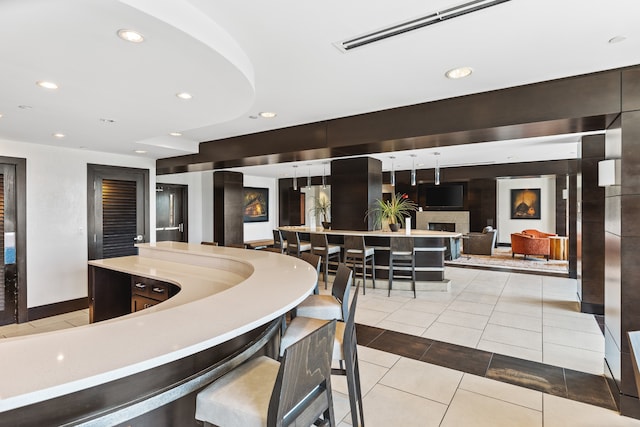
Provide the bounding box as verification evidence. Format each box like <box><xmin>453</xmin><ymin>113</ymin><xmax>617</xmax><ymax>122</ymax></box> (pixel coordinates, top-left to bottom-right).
<box><xmin>134</xmin><ymin>235</ymin><xmax>144</xmax><ymax>242</ymax></box>
<box><xmin>179</xmin><ymin>223</ymin><xmax>184</xmax><ymax>233</ymax></box>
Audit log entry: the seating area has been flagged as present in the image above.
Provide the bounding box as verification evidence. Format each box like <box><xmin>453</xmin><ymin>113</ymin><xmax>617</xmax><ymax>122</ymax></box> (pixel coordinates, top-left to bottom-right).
<box><xmin>196</xmin><ymin>263</ymin><xmax>364</xmax><ymax>427</ymax></box>
<box><xmin>511</xmin><ymin>229</ymin><xmax>557</xmax><ymax>260</ymax></box>
<box><xmin>462</xmin><ymin>226</ymin><xmax>497</xmax><ymax>255</ymax></box>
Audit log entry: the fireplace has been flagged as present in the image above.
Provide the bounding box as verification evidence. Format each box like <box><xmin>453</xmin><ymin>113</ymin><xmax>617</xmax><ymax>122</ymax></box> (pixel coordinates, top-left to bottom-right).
<box><xmin>429</xmin><ymin>222</ymin><xmax>456</xmax><ymax>232</ymax></box>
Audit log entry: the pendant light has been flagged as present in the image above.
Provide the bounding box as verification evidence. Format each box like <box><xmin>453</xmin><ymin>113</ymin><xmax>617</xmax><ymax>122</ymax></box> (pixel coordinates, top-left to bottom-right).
<box><xmin>410</xmin><ymin>154</ymin><xmax>417</xmax><ymax>186</ymax></box>
<box><xmin>293</xmin><ymin>165</ymin><xmax>298</xmax><ymax>190</ymax></box>
<box><xmin>390</xmin><ymin>156</ymin><xmax>396</xmax><ymax>187</ymax></box>
<box><xmin>434</xmin><ymin>152</ymin><xmax>441</xmax><ymax>186</ymax></box>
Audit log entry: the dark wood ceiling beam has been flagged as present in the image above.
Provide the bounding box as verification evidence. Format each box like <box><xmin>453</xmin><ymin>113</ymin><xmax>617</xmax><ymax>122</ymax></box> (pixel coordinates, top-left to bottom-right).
<box><xmin>156</xmin><ymin>68</ymin><xmax>625</xmax><ymax>175</ymax></box>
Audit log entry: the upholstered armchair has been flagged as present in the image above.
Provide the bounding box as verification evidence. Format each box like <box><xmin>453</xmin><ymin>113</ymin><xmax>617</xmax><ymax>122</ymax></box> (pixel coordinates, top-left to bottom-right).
<box><xmin>510</xmin><ymin>229</ymin><xmax>555</xmax><ymax>260</ymax></box>
<box><xmin>463</xmin><ymin>226</ymin><xmax>497</xmax><ymax>255</ymax></box>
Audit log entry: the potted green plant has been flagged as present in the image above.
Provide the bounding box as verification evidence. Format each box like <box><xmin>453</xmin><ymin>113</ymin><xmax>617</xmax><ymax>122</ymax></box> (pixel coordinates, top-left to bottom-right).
<box><xmin>310</xmin><ymin>196</ymin><xmax>331</xmax><ymax>229</ymax></box>
<box><xmin>366</xmin><ymin>192</ymin><xmax>418</xmax><ymax>231</ymax></box>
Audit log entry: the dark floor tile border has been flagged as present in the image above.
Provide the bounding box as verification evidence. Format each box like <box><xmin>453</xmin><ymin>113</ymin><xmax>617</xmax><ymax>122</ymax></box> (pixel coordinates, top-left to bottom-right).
<box><xmin>443</xmin><ymin>261</ymin><xmax>569</xmax><ymax>278</ymax></box>
<box><xmin>356</xmin><ymin>323</ymin><xmax>617</xmax><ymax>412</ymax></box>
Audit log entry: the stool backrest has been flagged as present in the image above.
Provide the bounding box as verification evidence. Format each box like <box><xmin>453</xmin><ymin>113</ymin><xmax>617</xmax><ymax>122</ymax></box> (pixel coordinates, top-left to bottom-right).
<box><xmin>390</xmin><ymin>236</ymin><xmax>414</xmax><ymax>253</ymax></box>
<box><xmin>273</xmin><ymin>229</ymin><xmax>283</xmax><ymax>246</ymax></box>
<box><xmin>343</xmin><ymin>235</ymin><xmax>365</xmax><ymax>253</ymax></box>
<box><xmin>268</xmin><ymin>320</ymin><xmax>336</xmax><ymax>427</ymax></box>
<box><xmin>301</xmin><ymin>252</ymin><xmax>321</xmax><ymax>294</ymax></box>
<box><xmin>284</xmin><ymin>231</ymin><xmax>300</xmax><ymax>256</ymax></box>
<box><xmin>310</xmin><ymin>233</ymin><xmax>329</xmax><ymax>253</ymax></box>
<box><xmin>332</xmin><ymin>263</ymin><xmax>353</xmax><ymax>321</ymax></box>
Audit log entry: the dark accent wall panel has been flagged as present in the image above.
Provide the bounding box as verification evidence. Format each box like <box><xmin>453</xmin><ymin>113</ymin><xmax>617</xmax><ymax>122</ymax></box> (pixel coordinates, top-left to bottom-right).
<box><xmin>579</xmin><ymin>134</ymin><xmax>605</xmax><ymax>313</ymax></box>
<box><xmin>467</xmin><ymin>179</ymin><xmax>496</xmax><ymax>231</ymax></box>
<box><xmin>213</xmin><ymin>171</ymin><xmax>243</xmax><ymax>246</ymax></box>
<box><xmin>331</xmin><ymin>157</ymin><xmax>382</xmax><ymax>231</ymax></box>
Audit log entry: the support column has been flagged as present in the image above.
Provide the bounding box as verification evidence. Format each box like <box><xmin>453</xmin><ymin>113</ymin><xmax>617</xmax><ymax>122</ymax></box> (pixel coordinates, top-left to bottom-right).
<box><xmin>605</xmin><ymin>68</ymin><xmax>640</xmax><ymax>418</ymax></box>
<box><xmin>579</xmin><ymin>135</ymin><xmax>605</xmax><ymax>314</ymax></box>
<box><xmin>213</xmin><ymin>171</ymin><xmax>243</xmax><ymax>246</ymax></box>
<box><xmin>331</xmin><ymin>157</ymin><xmax>382</xmax><ymax>231</ymax></box>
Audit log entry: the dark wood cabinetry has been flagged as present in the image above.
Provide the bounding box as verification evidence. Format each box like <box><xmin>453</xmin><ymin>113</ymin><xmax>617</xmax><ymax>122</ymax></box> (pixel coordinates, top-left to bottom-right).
<box><xmin>89</xmin><ymin>265</ymin><xmax>178</xmax><ymax>322</ymax></box>
<box><xmin>131</xmin><ymin>276</ymin><xmax>177</xmax><ymax>312</ymax></box>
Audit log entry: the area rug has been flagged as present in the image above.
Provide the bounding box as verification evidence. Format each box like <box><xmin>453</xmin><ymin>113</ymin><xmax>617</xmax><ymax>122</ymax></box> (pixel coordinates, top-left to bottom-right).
<box><xmin>445</xmin><ymin>246</ymin><xmax>569</xmax><ymax>275</ymax></box>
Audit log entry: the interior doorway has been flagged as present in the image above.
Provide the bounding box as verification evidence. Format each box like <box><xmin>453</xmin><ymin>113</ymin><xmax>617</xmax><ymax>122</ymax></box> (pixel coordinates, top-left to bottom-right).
<box><xmin>87</xmin><ymin>164</ymin><xmax>150</xmax><ymax>260</ymax></box>
<box><xmin>155</xmin><ymin>183</ymin><xmax>188</xmax><ymax>242</ymax></box>
<box><xmin>0</xmin><ymin>158</ymin><xmax>26</xmax><ymax>325</ymax></box>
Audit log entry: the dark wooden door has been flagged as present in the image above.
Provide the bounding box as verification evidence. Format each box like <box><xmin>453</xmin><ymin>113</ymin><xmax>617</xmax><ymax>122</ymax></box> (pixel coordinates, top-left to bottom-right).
<box><xmin>0</xmin><ymin>164</ymin><xmax>17</xmax><ymax>325</ymax></box>
<box><xmin>88</xmin><ymin>165</ymin><xmax>149</xmax><ymax>260</ymax></box>
<box><xmin>155</xmin><ymin>183</ymin><xmax>187</xmax><ymax>242</ymax></box>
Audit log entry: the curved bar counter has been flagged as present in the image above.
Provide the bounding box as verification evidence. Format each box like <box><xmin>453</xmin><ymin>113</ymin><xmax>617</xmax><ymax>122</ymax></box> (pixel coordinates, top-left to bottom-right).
<box><xmin>280</xmin><ymin>226</ymin><xmax>461</xmax><ymax>284</ymax></box>
<box><xmin>0</xmin><ymin>242</ymin><xmax>317</xmax><ymax>426</ymax></box>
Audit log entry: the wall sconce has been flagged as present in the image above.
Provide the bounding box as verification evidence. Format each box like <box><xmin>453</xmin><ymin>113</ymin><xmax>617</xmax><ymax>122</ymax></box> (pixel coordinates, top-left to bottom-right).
<box><xmin>293</xmin><ymin>165</ymin><xmax>298</xmax><ymax>190</ymax></box>
<box><xmin>434</xmin><ymin>152</ymin><xmax>441</xmax><ymax>186</ymax></box>
<box><xmin>390</xmin><ymin>156</ymin><xmax>396</xmax><ymax>187</ymax></box>
<box><xmin>598</xmin><ymin>159</ymin><xmax>620</xmax><ymax>187</ymax></box>
<box><xmin>410</xmin><ymin>154</ymin><xmax>417</xmax><ymax>186</ymax></box>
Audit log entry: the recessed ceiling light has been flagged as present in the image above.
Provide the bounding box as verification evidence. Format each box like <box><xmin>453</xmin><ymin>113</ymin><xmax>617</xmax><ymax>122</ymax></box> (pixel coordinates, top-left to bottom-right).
<box><xmin>0</xmin><ymin>113</ymin><xmax>3</xmax><ymax>118</ymax></box>
<box><xmin>134</xmin><ymin>150</ymin><xmax>147</xmax><ymax>154</ymax></box>
<box><xmin>18</xmin><ymin>105</ymin><xmax>32</xmax><ymax>109</ymax></box>
<box><xmin>169</xmin><ymin>132</ymin><xmax>182</xmax><ymax>137</ymax></box>
<box><xmin>36</xmin><ymin>80</ymin><xmax>59</xmax><ymax>90</ymax></box>
<box><xmin>176</xmin><ymin>92</ymin><xmax>192</xmax><ymax>100</ymax></box>
<box><xmin>117</xmin><ymin>29</ymin><xmax>144</xmax><ymax>43</ymax></box>
<box><xmin>53</xmin><ymin>133</ymin><xmax>65</xmax><ymax>138</ymax></box>
<box><xmin>445</xmin><ymin>67</ymin><xmax>473</xmax><ymax>79</ymax></box>
<box><xmin>608</xmin><ymin>35</ymin><xmax>627</xmax><ymax>44</ymax></box>
<box><xmin>259</xmin><ymin>111</ymin><xmax>277</xmax><ymax>118</ymax></box>
<box><xmin>249</xmin><ymin>115</ymin><xmax>258</xmax><ymax>119</ymax></box>
<box><xmin>99</xmin><ymin>118</ymin><xmax>116</xmax><ymax>124</ymax></box>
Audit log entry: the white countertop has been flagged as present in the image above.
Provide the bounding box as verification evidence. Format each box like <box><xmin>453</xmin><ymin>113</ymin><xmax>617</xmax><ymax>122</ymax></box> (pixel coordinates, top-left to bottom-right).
<box><xmin>279</xmin><ymin>226</ymin><xmax>462</xmax><ymax>238</ymax></box>
<box><xmin>0</xmin><ymin>242</ymin><xmax>317</xmax><ymax>411</ymax></box>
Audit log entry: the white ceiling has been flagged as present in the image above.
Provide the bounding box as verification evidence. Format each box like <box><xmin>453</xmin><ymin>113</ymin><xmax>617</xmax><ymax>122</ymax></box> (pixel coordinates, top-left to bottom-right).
<box><xmin>0</xmin><ymin>0</ymin><xmax>638</xmax><ymax>172</ymax></box>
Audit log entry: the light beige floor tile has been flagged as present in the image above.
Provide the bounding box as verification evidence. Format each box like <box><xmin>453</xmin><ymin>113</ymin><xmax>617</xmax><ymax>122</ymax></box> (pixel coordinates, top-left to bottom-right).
<box><xmin>493</xmin><ymin>300</ymin><xmax>542</xmax><ymax>318</ymax></box>
<box><xmin>66</xmin><ymin>314</ymin><xmax>90</xmax><ymax>327</ymax></box>
<box><xmin>482</xmin><ymin>323</ymin><xmax>542</xmax><ymax>350</ymax></box>
<box><xmin>383</xmin><ymin>308</ymin><xmax>438</xmax><ymax>327</ymax></box>
<box><xmin>455</xmin><ymin>290</ymin><xmax>500</xmax><ymax>305</ymax></box>
<box><xmin>332</xmin><ymin>360</ymin><xmax>388</xmax><ymax>398</ymax></box>
<box><xmin>459</xmin><ymin>373</ymin><xmax>543</xmax><ymax>411</ymax></box>
<box><xmin>441</xmin><ymin>389</ymin><xmax>542</xmax><ymax>427</ymax></box>
<box><xmin>380</xmin><ymin>358</ymin><xmax>463</xmax><ymax>405</ymax></box>
<box><xmin>356</xmin><ymin>345</ymin><xmax>400</xmax><ymax>368</ymax></box>
<box><xmin>0</xmin><ymin>322</ymin><xmax>36</xmax><ymax>335</ymax></box>
<box><xmin>447</xmin><ymin>300</ymin><xmax>495</xmax><ymax>316</ymax></box>
<box><xmin>543</xmin><ymin>342</ymin><xmax>605</xmax><ymax>375</ymax></box>
<box><xmin>375</xmin><ymin>320</ymin><xmax>426</xmax><ymax>336</ymax></box>
<box><xmin>400</xmin><ymin>299</ymin><xmax>448</xmax><ymax>314</ymax></box>
<box><xmin>28</xmin><ymin>311</ymin><xmax>83</xmax><ymax>326</ymax></box>
<box><xmin>489</xmin><ymin>311</ymin><xmax>542</xmax><ymax>332</ymax></box>
<box><xmin>358</xmin><ymin>298</ymin><xmax>405</xmax><ymax>313</ymax></box>
<box><xmin>437</xmin><ymin>310</ymin><xmax>489</xmax><ymax>330</ymax></box>
<box><xmin>543</xmin><ymin>394</ymin><xmax>640</xmax><ymax>427</ymax></box>
<box><xmin>464</xmin><ymin>283</ymin><xmax>506</xmax><ymax>296</ymax></box>
<box><xmin>330</xmin><ymin>390</ymin><xmax>352</xmax><ymax>425</ymax></box>
<box><xmin>542</xmin><ymin>300</ymin><xmax>582</xmax><ymax>316</ymax></box>
<box><xmin>3</xmin><ymin>321</ymin><xmax>73</xmax><ymax>337</ymax></box>
<box><xmin>477</xmin><ymin>340</ymin><xmax>543</xmax><ymax>362</ymax></box>
<box><xmin>543</xmin><ymin>312</ymin><xmax>602</xmax><ymax>335</ymax></box>
<box><xmin>423</xmin><ymin>321</ymin><xmax>483</xmax><ymax>348</ymax></box>
<box><xmin>361</xmin><ymin>384</ymin><xmax>447</xmax><ymax>427</ymax></box>
<box><xmin>543</xmin><ymin>325</ymin><xmax>604</xmax><ymax>352</ymax></box>
<box><xmin>354</xmin><ymin>308</ymin><xmax>389</xmax><ymax>326</ymax></box>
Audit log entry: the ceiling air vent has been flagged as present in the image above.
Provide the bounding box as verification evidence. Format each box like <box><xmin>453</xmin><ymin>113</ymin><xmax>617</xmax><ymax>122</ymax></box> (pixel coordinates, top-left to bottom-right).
<box><xmin>337</xmin><ymin>0</ymin><xmax>512</xmax><ymax>51</ymax></box>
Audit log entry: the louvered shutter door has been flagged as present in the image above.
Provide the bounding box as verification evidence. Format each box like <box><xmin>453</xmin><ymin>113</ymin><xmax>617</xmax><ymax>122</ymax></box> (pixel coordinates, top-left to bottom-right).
<box><xmin>102</xmin><ymin>179</ymin><xmax>137</xmax><ymax>258</ymax></box>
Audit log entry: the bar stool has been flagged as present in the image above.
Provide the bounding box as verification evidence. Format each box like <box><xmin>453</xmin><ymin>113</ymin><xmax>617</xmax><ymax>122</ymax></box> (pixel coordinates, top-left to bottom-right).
<box><xmin>388</xmin><ymin>236</ymin><xmax>416</xmax><ymax>298</ymax></box>
<box><xmin>195</xmin><ymin>320</ymin><xmax>337</xmax><ymax>427</ymax></box>
<box><xmin>280</xmin><ymin>285</ymin><xmax>364</xmax><ymax>427</ymax></box>
<box><xmin>301</xmin><ymin>252</ymin><xmax>322</xmax><ymax>295</ymax></box>
<box><xmin>343</xmin><ymin>235</ymin><xmax>375</xmax><ymax>295</ymax></box>
<box><xmin>284</xmin><ymin>230</ymin><xmax>311</xmax><ymax>258</ymax></box>
<box><xmin>272</xmin><ymin>229</ymin><xmax>287</xmax><ymax>254</ymax></box>
<box><xmin>310</xmin><ymin>233</ymin><xmax>341</xmax><ymax>289</ymax></box>
<box><xmin>296</xmin><ymin>263</ymin><xmax>353</xmax><ymax>321</ymax></box>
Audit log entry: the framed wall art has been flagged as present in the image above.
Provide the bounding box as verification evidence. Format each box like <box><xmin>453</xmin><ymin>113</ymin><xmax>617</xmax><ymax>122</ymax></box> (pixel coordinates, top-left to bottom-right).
<box><xmin>511</xmin><ymin>188</ymin><xmax>541</xmax><ymax>219</ymax></box>
<box><xmin>243</xmin><ymin>187</ymin><xmax>269</xmax><ymax>222</ymax></box>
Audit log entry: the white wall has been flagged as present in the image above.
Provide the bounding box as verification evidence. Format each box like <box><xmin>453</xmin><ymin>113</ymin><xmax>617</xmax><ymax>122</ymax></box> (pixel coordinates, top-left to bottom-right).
<box><xmin>0</xmin><ymin>138</ymin><xmax>155</xmax><ymax>308</ymax></box>
<box><xmin>496</xmin><ymin>176</ymin><xmax>556</xmax><ymax>244</ymax></box>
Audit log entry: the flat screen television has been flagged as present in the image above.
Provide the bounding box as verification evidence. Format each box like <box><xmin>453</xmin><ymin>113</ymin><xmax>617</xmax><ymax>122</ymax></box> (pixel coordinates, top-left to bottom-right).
<box><xmin>424</xmin><ymin>184</ymin><xmax>464</xmax><ymax>208</ymax></box>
